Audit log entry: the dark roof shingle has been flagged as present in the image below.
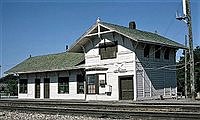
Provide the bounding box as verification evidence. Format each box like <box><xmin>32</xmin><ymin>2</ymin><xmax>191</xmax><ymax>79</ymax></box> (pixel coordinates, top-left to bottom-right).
<box><xmin>100</xmin><ymin>22</ymin><xmax>185</xmax><ymax>48</ymax></box>
<box><xmin>5</xmin><ymin>52</ymin><xmax>84</xmax><ymax>74</ymax></box>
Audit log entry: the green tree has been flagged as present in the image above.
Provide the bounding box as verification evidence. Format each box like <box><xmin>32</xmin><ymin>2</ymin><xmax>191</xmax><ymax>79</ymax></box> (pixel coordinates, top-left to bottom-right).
<box><xmin>0</xmin><ymin>74</ymin><xmax>18</xmax><ymax>96</ymax></box>
<box><xmin>177</xmin><ymin>46</ymin><xmax>200</xmax><ymax>96</ymax></box>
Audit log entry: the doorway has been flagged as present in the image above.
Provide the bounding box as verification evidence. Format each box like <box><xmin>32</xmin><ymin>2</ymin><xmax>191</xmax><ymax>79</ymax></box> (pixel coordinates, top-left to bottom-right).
<box><xmin>119</xmin><ymin>76</ymin><xmax>134</xmax><ymax>100</ymax></box>
<box><xmin>44</xmin><ymin>78</ymin><xmax>50</xmax><ymax>99</ymax></box>
<box><xmin>35</xmin><ymin>79</ymin><xmax>40</xmax><ymax>98</ymax></box>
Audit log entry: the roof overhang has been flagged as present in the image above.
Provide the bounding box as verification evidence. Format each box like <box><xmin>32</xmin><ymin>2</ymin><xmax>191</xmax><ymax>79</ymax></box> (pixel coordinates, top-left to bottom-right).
<box><xmin>68</xmin><ymin>21</ymin><xmax>186</xmax><ymax>52</ymax></box>
<box><xmin>6</xmin><ymin>67</ymin><xmax>85</xmax><ymax>75</ymax></box>
<box><xmin>138</xmin><ymin>39</ymin><xmax>187</xmax><ymax>49</ymax></box>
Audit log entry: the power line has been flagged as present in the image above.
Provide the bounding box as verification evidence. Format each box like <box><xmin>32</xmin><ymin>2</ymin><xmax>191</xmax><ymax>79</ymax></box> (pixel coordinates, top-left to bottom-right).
<box><xmin>164</xmin><ymin>2</ymin><xmax>182</xmax><ymax>36</ymax></box>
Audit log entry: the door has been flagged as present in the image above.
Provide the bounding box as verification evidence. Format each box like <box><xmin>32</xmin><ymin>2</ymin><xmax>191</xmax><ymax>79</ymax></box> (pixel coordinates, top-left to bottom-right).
<box><xmin>35</xmin><ymin>79</ymin><xmax>40</xmax><ymax>98</ymax></box>
<box><xmin>44</xmin><ymin>78</ymin><xmax>50</xmax><ymax>98</ymax></box>
<box><xmin>119</xmin><ymin>76</ymin><xmax>134</xmax><ymax>100</ymax></box>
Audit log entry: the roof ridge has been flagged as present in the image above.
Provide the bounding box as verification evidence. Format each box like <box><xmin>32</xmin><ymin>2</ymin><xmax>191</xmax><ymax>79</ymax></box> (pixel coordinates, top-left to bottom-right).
<box><xmin>100</xmin><ymin>21</ymin><xmax>167</xmax><ymax>37</ymax></box>
<box><xmin>100</xmin><ymin>21</ymin><xmax>185</xmax><ymax>48</ymax></box>
<box><xmin>29</xmin><ymin>52</ymin><xmax>83</xmax><ymax>59</ymax></box>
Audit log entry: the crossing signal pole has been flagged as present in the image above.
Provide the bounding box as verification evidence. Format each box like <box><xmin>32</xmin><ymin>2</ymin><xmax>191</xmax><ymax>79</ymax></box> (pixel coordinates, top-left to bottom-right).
<box><xmin>176</xmin><ymin>0</ymin><xmax>195</xmax><ymax>100</ymax></box>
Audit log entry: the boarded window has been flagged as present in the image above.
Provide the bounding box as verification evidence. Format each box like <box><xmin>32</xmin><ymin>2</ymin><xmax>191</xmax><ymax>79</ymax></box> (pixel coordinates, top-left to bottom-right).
<box><xmin>99</xmin><ymin>41</ymin><xmax>117</xmax><ymax>60</ymax></box>
<box><xmin>87</xmin><ymin>74</ymin><xmax>99</xmax><ymax>94</ymax></box>
<box><xmin>155</xmin><ymin>45</ymin><xmax>161</xmax><ymax>59</ymax></box>
<box><xmin>77</xmin><ymin>75</ymin><xmax>84</xmax><ymax>94</ymax></box>
<box><xmin>164</xmin><ymin>48</ymin><xmax>170</xmax><ymax>60</ymax></box>
<box><xmin>19</xmin><ymin>79</ymin><xmax>27</xmax><ymax>93</ymax></box>
<box><xmin>144</xmin><ymin>44</ymin><xmax>150</xmax><ymax>58</ymax></box>
<box><xmin>58</xmin><ymin>77</ymin><xmax>69</xmax><ymax>94</ymax></box>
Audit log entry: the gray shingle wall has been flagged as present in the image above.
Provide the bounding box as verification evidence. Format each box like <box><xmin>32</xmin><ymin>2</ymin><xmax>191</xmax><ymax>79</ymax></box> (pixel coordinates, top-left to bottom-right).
<box><xmin>135</xmin><ymin>43</ymin><xmax>176</xmax><ymax>98</ymax></box>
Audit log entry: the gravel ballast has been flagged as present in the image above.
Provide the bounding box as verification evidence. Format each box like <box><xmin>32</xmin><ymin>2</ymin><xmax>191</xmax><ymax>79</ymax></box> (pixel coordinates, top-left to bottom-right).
<box><xmin>0</xmin><ymin>111</ymin><xmax>124</xmax><ymax>120</ymax></box>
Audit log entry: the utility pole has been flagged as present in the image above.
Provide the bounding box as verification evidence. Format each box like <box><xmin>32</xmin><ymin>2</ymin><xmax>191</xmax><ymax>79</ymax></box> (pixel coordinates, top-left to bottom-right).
<box><xmin>186</xmin><ymin>0</ymin><xmax>195</xmax><ymax>100</ymax></box>
<box><xmin>176</xmin><ymin>0</ymin><xmax>195</xmax><ymax>100</ymax></box>
<box><xmin>184</xmin><ymin>35</ymin><xmax>188</xmax><ymax>98</ymax></box>
<box><xmin>0</xmin><ymin>65</ymin><xmax>1</xmax><ymax>78</ymax></box>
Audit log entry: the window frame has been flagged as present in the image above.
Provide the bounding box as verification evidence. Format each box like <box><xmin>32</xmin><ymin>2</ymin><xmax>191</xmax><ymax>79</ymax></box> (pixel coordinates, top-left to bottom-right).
<box><xmin>58</xmin><ymin>77</ymin><xmax>69</xmax><ymax>94</ymax></box>
<box><xmin>99</xmin><ymin>41</ymin><xmax>118</xmax><ymax>60</ymax></box>
<box><xmin>86</xmin><ymin>74</ymin><xmax>99</xmax><ymax>94</ymax></box>
<box><xmin>19</xmin><ymin>79</ymin><xmax>28</xmax><ymax>94</ymax></box>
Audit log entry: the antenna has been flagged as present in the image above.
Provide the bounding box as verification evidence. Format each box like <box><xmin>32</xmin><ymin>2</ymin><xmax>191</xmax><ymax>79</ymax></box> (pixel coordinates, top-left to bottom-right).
<box><xmin>176</xmin><ymin>0</ymin><xmax>187</xmax><ymax>22</ymax></box>
<box><xmin>176</xmin><ymin>11</ymin><xmax>187</xmax><ymax>23</ymax></box>
<box><xmin>182</xmin><ymin>0</ymin><xmax>187</xmax><ymax>16</ymax></box>
<box><xmin>176</xmin><ymin>11</ymin><xmax>183</xmax><ymax>20</ymax></box>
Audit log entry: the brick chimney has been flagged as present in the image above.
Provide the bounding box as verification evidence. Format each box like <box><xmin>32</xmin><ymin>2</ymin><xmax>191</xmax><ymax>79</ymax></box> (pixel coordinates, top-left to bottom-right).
<box><xmin>129</xmin><ymin>21</ymin><xmax>136</xmax><ymax>29</ymax></box>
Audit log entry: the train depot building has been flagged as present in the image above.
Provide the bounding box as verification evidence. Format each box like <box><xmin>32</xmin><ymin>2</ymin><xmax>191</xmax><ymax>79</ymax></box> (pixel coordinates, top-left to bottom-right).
<box><xmin>6</xmin><ymin>20</ymin><xmax>185</xmax><ymax>101</ymax></box>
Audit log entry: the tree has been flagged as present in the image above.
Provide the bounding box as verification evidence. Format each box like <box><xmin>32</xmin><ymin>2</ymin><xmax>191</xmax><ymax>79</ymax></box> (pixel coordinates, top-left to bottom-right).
<box><xmin>194</xmin><ymin>46</ymin><xmax>200</xmax><ymax>92</ymax></box>
<box><xmin>177</xmin><ymin>46</ymin><xmax>200</xmax><ymax>96</ymax></box>
<box><xmin>0</xmin><ymin>74</ymin><xmax>18</xmax><ymax>96</ymax></box>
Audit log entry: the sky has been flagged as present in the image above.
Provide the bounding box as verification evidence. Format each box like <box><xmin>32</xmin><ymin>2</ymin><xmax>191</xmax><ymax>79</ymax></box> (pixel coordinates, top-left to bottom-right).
<box><xmin>0</xmin><ymin>0</ymin><xmax>200</xmax><ymax>77</ymax></box>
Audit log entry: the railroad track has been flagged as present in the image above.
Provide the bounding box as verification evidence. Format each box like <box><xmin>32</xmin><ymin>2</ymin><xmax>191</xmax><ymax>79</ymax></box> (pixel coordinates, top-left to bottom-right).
<box><xmin>0</xmin><ymin>100</ymin><xmax>200</xmax><ymax>119</ymax></box>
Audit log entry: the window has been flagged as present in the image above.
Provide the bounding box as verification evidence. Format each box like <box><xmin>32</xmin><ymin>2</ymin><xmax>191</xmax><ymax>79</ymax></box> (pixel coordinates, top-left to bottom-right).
<box><xmin>155</xmin><ymin>45</ymin><xmax>161</xmax><ymax>59</ymax></box>
<box><xmin>87</xmin><ymin>74</ymin><xmax>99</xmax><ymax>94</ymax></box>
<box><xmin>99</xmin><ymin>41</ymin><xmax>117</xmax><ymax>60</ymax></box>
<box><xmin>19</xmin><ymin>79</ymin><xmax>27</xmax><ymax>93</ymax></box>
<box><xmin>77</xmin><ymin>75</ymin><xmax>84</xmax><ymax>94</ymax></box>
<box><xmin>58</xmin><ymin>77</ymin><xmax>69</xmax><ymax>94</ymax></box>
<box><xmin>0</xmin><ymin>86</ymin><xmax>5</xmax><ymax>92</ymax></box>
<box><xmin>164</xmin><ymin>48</ymin><xmax>170</xmax><ymax>60</ymax></box>
<box><xmin>144</xmin><ymin>44</ymin><xmax>150</xmax><ymax>58</ymax></box>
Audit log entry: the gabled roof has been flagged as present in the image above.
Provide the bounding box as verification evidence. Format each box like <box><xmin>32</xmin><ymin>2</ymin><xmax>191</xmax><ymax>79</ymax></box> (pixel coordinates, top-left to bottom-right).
<box><xmin>69</xmin><ymin>21</ymin><xmax>186</xmax><ymax>52</ymax></box>
<box><xmin>100</xmin><ymin>22</ymin><xmax>185</xmax><ymax>48</ymax></box>
<box><xmin>5</xmin><ymin>52</ymin><xmax>85</xmax><ymax>74</ymax></box>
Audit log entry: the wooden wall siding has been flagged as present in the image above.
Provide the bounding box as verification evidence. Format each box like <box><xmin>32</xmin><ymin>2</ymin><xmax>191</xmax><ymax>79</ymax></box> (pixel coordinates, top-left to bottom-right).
<box><xmin>85</xmin><ymin>32</ymin><xmax>135</xmax><ymax>101</ymax></box>
<box><xmin>135</xmin><ymin>43</ymin><xmax>177</xmax><ymax>99</ymax></box>
<box><xmin>136</xmin><ymin>70</ymin><xmax>144</xmax><ymax>98</ymax></box>
<box><xmin>85</xmin><ymin>33</ymin><xmax>134</xmax><ymax>66</ymax></box>
<box><xmin>18</xmin><ymin>70</ymin><xmax>85</xmax><ymax>99</ymax></box>
<box><xmin>144</xmin><ymin>71</ymin><xmax>151</xmax><ymax>97</ymax></box>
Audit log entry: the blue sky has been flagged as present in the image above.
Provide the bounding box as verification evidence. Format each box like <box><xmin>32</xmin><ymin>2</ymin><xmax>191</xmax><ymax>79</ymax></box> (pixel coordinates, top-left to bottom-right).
<box><xmin>0</xmin><ymin>0</ymin><xmax>200</xmax><ymax>77</ymax></box>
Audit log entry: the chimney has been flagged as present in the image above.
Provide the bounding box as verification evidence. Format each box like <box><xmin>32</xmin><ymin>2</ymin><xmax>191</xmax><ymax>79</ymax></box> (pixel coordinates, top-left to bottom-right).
<box><xmin>66</xmin><ymin>45</ymin><xmax>68</xmax><ymax>51</ymax></box>
<box><xmin>129</xmin><ymin>21</ymin><xmax>136</xmax><ymax>29</ymax></box>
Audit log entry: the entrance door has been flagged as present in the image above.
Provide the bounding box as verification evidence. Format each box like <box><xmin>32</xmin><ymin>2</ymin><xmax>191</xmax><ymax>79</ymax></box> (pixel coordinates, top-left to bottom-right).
<box><xmin>44</xmin><ymin>78</ymin><xmax>50</xmax><ymax>98</ymax></box>
<box><xmin>35</xmin><ymin>79</ymin><xmax>40</xmax><ymax>98</ymax></box>
<box><xmin>119</xmin><ymin>76</ymin><xmax>134</xmax><ymax>100</ymax></box>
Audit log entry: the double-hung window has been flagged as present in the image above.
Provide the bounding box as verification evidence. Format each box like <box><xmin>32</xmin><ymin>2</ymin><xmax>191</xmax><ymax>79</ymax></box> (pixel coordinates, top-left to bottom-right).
<box><xmin>58</xmin><ymin>77</ymin><xmax>69</xmax><ymax>94</ymax></box>
<box><xmin>87</xmin><ymin>74</ymin><xmax>99</xmax><ymax>94</ymax></box>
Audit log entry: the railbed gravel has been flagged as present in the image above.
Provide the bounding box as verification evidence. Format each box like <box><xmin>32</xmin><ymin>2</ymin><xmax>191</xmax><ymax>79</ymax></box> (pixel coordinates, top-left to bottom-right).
<box><xmin>0</xmin><ymin>111</ymin><xmax>132</xmax><ymax>120</ymax></box>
